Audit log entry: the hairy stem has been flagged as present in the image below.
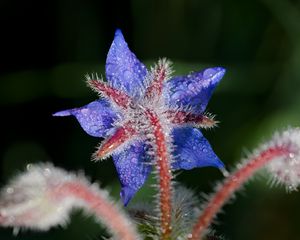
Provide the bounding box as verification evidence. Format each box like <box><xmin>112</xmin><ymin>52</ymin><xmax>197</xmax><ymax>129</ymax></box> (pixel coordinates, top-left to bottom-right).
<box><xmin>58</xmin><ymin>182</ymin><xmax>140</xmax><ymax>240</ymax></box>
<box><xmin>189</xmin><ymin>146</ymin><xmax>290</xmax><ymax>240</ymax></box>
<box><xmin>146</xmin><ymin>110</ymin><xmax>172</xmax><ymax>240</ymax></box>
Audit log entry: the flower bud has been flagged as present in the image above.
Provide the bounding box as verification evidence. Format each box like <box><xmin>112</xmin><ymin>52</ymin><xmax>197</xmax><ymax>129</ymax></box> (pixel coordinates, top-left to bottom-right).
<box><xmin>0</xmin><ymin>164</ymin><xmax>80</xmax><ymax>231</ymax></box>
<box><xmin>0</xmin><ymin>163</ymin><xmax>140</xmax><ymax>240</ymax></box>
<box><xmin>264</xmin><ymin>128</ymin><xmax>300</xmax><ymax>190</ymax></box>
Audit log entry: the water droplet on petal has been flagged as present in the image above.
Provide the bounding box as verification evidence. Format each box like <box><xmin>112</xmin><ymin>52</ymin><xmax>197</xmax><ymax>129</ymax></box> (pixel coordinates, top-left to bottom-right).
<box><xmin>123</xmin><ymin>70</ymin><xmax>131</xmax><ymax>80</ymax></box>
<box><xmin>80</xmin><ymin>108</ymin><xmax>89</xmax><ymax>115</ymax></box>
<box><xmin>203</xmin><ymin>68</ymin><xmax>217</xmax><ymax>78</ymax></box>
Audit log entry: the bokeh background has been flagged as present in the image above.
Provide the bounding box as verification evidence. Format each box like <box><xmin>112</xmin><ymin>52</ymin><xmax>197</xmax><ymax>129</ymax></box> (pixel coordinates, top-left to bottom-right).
<box><xmin>1</xmin><ymin>0</ymin><xmax>300</xmax><ymax>239</ymax></box>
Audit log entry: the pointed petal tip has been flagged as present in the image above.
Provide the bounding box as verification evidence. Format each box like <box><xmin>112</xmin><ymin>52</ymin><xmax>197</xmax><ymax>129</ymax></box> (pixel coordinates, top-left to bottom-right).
<box><xmin>203</xmin><ymin>67</ymin><xmax>226</xmax><ymax>80</ymax></box>
<box><xmin>215</xmin><ymin>157</ymin><xmax>225</xmax><ymax>169</ymax></box>
<box><xmin>208</xmin><ymin>151</ymin><xmax>225</xmax><ymax>170</ymax></box>
<box><xmin>173</xmin><ymin>127</ymin><xmax>225</xmax><ymax>170</ymax></box>
<box><xmin>113</xmin><ymin>29</ymin><xmax>125</xmax><ymax>43</ymax></box>
<box><xmin>106</xmin><ymin>28</ymin><xmax>147</xmax><ymax>97</ymax></box>
<box><xmin>115</xmin><ymin>28</ymin><xmax>123</xmax><ymax>36</ymax></box>
<box><xmin>52</xmin><ymin>110</ymin><xmax>72</xmax><ymax>117</ymax></box>
<box><xmin>113</xmin><ymin>142</ymin><xmax>151</xmax><ymax>206</ymax></box>
<box><xmin>120</xmin><ymin>187</ymin><xmax>135</xmax><ymax>206</ymax></box>
<box><xmin>213</xmin><ymin>66</ymin><xmax>226</xmax><ymax>73</ymax></box>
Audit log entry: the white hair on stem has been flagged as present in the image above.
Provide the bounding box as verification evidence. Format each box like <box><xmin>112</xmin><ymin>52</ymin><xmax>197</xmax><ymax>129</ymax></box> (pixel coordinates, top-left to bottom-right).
<box><xmin>0</xmin><ymin>163</ymin><xmax>140</xmax><ymax>240</ymax></box>
<box><xmin>188</xmin><ymin>127</ymin><xmax>300</xmax><ymax>240</ymax></box>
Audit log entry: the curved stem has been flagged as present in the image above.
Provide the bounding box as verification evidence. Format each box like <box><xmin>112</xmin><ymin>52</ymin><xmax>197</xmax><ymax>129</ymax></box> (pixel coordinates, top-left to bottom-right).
<box><xmin>189</xmin><ymin>146</ymin><xmax>290</xmax><ymax>240</ymax></box>
<box><xmin>59</xmin><ymin>182</ymin><xmax>140</xmax><ymax>240</ymax></box>
<box><xmin>146</xmin><ymin>110</ymin><xmax>172</xmax><ymax>240</ymax></box>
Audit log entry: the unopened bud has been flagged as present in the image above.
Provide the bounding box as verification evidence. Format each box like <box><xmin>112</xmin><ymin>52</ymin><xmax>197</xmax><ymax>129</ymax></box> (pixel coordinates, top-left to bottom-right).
<box><xmin>264</xmin><ymin>128</ymin><xmax>300</xmax><ymax>190</ymax></box>
<box><xmin>0</xmin><ymin>163</ymin><xmax>140</xmax><ymax>240</ymax></box>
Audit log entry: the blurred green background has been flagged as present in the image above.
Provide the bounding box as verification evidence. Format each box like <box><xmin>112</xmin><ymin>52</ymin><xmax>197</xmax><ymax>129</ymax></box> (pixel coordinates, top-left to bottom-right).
<box><xmin>1</xmin><ymin>0</ymin><xmax>300</xmax><ymax>239</ymax></box>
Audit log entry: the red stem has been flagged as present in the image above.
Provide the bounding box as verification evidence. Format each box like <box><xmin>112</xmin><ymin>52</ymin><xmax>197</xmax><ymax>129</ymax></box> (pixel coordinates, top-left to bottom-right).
<box><xmin>189</xmin><ymin>146</ymin><xmax>290</xmax><ymax>240</ymax></box>
<box><xmin>59</xmin><ymin>182</ymin><xmax>139</xmax><ymax>240</ymax></box>
<box><xmin>146</xmin><ymin>110</ymin><xmax>172</xmax><ymax>240</ymax></box>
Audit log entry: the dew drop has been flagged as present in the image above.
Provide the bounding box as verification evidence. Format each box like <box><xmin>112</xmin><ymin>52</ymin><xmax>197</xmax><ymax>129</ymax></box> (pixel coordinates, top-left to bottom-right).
<box><xmin>123</xmin><ymin>70</ymin><xmax>132</xmax><ymax>80</ymax></box>
<box><xmin>289</xmin><ymin>153</ymin><xmax>295</xmax><ymax>158</ymax></box>
<box><xmin>236</xmin><ymin>163</ymin><xmax>243</xmax><ymax>169</ymax></box>
<box><xmin>13</xmin><ymin>227</ymin><xmax>20</xmax><ymax>236</ymax></box>
<box><xmin>188</xmin><ymin>83</ymin><xmax>196</xmax><ymax>91</ymax></box>
<box><xmin>26</xmin><ymin>163</ymin><xmax>32</xmax><ymax>170</ymax></box>
<box><xmin>231</xmin><ymin>176</ymin><xmax>238</xmax><ymax>182</ymax></box>
<box><xmin>203</xmin><ymin>68</ymin><xmax>217</xmax><ymax>78</ymax></box>
<box><xmin>57</xmin><ymin>206</ymin><xmax>63</xmax><ymax>213</ymax></box>
<box><xmin>288</xmin><ymin>185</ymin><xmax>296</xmax><ymax>191</ymax></box>
<box><xmin>43</xmin><ymin>168</ymin><xmax>51</xmax><ymax>176</ymax></box>
<box><xmin>6</xmin><ymin>187</ymin><xmax>14</xmax><ymax>194</ymax></box>
<box><xmin>80</xmin><ymin>108</ymin><xmax>89</xmax><ymax>115</ymax></box>
<box><xmin>187</xmin><ymin>233</ymin><xmax>193</xmax><ymax>239</ymax></box>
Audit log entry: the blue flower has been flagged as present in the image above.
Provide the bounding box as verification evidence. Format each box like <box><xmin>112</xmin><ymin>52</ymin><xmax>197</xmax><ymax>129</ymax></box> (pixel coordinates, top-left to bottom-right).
<box><xmin>54</xmin><ymin>29</ymin><xmax>226</xmax><ymax>206</ymax></box>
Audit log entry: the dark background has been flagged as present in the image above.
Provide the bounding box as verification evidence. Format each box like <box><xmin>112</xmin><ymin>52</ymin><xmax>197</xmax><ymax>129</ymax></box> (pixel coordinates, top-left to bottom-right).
<box><xmin>1</xmin><ymin>0</ymin><xmax>300</xmax><ymax>239</ymax></box>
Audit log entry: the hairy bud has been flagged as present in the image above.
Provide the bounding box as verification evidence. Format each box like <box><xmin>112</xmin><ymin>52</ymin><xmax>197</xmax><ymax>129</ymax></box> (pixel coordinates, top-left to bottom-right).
<box><xmin>0</xmin><ymin>164</ymin><xmax>77</xmax><ymax>231</ymax></box>
<box><xmin>0</xmin><ymin>163</ymin><xmax>140</xmax><ymax>240</ymax></box>
<box><xmin>189</xmin><ymin>127</ymin><xmax>300</xmax><ymax>240</ymax></box>
<box><xmin>263</xmin><ymin>128</ymin><xmax>300</xmax><ymax>190</ymax></box>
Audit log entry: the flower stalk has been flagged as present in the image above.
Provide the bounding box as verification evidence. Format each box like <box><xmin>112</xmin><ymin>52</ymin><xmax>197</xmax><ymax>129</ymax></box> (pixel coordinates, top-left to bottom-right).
<box><xmin>57</xmin><ymin>182</ymin><xmax>139</xmax><ymax>240</ymax></box>
<box><xmin>146</xmin><ymin>110</ymin><xmax>173</xmax><ymax>240</ymax></box>
<box><xmin>0</xmin><ymin>164</ymin><xmax>140</xmax><ymax>240</ymax></box>
<box><xmin>189</xmin><ymin>144</ymin><xmax>293</xmax><ymax>240</ymax></box>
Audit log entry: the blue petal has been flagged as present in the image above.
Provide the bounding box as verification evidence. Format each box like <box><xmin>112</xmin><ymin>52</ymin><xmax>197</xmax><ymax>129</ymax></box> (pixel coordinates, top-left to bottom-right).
<box><xmin>164</xmin><ymin>67</ymin><xmax>225</xmax><ymax>113</ymax></box>
<box><xmin>53</xmin><ymin>99</ymin><xmax>117</xmax><ymax>138</ymax></box>
<box><xmin>106</xmin><ymin>29</ymin><xmax>148</xmax><ymax>97</ymax></box>
<box><xmin>112</xmin><ymin>141</ymin><xmax>152</xmax><ymax>206</ymax></box>
<box><xmin>172</xmin><ymin>127</ymin><xmax>224</xmax><ymax>170</ymax></box>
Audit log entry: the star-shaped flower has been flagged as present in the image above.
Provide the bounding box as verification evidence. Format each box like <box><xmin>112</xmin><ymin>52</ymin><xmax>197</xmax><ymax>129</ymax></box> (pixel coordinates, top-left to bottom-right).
<box><xmin>54</xmin><ymin>29</ymin><xmax>226</xmax><ymax>206</ymax></box>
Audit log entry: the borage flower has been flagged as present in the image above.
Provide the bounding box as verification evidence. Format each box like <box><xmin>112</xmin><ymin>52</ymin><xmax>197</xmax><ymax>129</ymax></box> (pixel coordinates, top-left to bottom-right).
<box><xmin>54</xmin><ymin>29</ymin><xmax>226</xmax><ymax>206</ymax></box>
